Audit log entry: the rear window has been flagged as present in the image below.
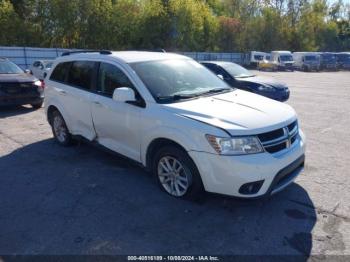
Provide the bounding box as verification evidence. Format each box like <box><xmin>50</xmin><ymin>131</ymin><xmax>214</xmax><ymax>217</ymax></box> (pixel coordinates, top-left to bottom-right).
<box><xmin>50</xmin><ymin>62</ymin><xmax>71</xmax><ymax>82</ymax></box>
<box><xmin>67</xmin><ymin>61</ymin><xmax>96</xmax><ymax>90</ymax></box>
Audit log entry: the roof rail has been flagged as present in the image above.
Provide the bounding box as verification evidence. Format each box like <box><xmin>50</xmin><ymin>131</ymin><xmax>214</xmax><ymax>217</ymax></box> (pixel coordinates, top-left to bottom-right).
<box><xmin>61</xmin><ymin>50</ymin><xmax>112</xmax><ymax>56</ymax></box>
<box><xmin>127</xmin><ymin>48</ymin><xmax>166</xmax><ymax>53</ymax></box>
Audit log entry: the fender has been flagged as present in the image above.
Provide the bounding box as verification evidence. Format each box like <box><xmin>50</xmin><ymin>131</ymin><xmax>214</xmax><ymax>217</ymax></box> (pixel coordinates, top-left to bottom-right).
<box><xmin>45</xmin><ymin>96</ymin><xmax>73</xmax><ymax>133</ymax></box>
<box><xmin>140</xmin><ymin>125</ymin><xmax>202</xmax><ymax>167</ymax></box>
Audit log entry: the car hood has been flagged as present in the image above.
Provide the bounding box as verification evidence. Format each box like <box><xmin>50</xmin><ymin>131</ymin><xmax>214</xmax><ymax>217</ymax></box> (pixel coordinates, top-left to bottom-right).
<box><xmin>163</xmin><ymin>90</ymin><xmax>296</xmax><ymax>136</ymax></box>
<box><xmin>0</xmin><ymin>73</ymin><xmax>37</xmax><ymax>83</ymax></box>
<box><xmin>236</xmin><ymin>76</ymin><xmax>287</xmax><ymax>89</ymax></box>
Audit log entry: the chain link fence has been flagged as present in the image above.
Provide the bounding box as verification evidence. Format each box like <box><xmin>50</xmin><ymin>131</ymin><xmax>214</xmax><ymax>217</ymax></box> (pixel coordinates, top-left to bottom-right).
<box><xmin>0</xmin><ymin>46</ymin><xmax>245</xmax><ymax>69</ymax></box>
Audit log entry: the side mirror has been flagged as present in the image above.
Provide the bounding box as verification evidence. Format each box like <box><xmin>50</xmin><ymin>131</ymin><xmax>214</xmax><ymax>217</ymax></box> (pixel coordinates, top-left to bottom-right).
<box><xmin>25</xmin><ymin>69</ymin><xmax>31</xmax><ymax>74</ymax></box>
<box><xmin>112</xmin><ymin>87</ymin><xmax>136</xmax><ymax>103</ymax></box>
<box><xmin>217</xmin><ymin>74</ymin><xmax>224</xmax><ymax>80</ymax></box>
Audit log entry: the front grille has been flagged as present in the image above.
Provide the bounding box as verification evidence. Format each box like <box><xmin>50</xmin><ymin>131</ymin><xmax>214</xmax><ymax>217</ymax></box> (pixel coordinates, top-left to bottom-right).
<box><xmin>258</xmin><ymin>121</ymin><xmax>298</xmax><ymax>154</ymax></box>
<box><xmin>0</xmin><ymin>82</ymin><xmax>37</xmax><ymax>95</ymax></box>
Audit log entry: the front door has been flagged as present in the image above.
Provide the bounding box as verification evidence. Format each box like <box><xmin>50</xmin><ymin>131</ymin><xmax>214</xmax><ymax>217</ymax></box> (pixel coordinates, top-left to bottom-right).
<box><xmin>90</xmin><ymin>62</ymin><xmax>142</xmax><ymax>162</ymax></box>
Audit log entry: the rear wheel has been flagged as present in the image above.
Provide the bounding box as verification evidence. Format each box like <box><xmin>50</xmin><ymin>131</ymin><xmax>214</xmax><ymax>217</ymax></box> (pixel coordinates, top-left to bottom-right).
<box><xmin>51</xmin><ymin>111</ymin><xmax>73</xmax><ymax>146</ymax></box>
<box><xmin>152</xmin><ymin>146</ymin><xmax>204</xmax><ymax>200</ymax></box>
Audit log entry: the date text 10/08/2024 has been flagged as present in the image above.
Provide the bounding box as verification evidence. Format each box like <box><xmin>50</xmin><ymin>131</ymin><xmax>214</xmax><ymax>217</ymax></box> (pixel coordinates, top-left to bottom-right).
<box><xmin>127</xmin><ymin>256</ymin><xmax>220</xmax><ymax>261</ymax></box>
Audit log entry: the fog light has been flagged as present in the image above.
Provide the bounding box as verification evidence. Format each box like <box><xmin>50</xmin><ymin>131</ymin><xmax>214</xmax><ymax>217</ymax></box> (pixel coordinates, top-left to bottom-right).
<box><xmin>239</xmin><ymin>180</ymin><xmax>264</xmax><ymax>195</ymax></box>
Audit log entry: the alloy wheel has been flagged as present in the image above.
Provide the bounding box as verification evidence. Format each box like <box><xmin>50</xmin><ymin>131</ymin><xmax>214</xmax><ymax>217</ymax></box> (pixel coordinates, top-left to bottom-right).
<box><xmin>157</xmin><ymin>156</ymin><xmax>190</xmax><ymax>197</ymax></box>
<box><xmin>53</xmin><ymin>114</ymin><xmax>67</xmax><ymax>143</ymax></box>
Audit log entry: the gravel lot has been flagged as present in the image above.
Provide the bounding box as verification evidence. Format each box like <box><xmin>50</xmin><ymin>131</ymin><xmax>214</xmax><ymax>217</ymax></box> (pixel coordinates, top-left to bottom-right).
<box><xmin>0</xmin><ymin>71</ymin><xmax>350</xmax><ymax>256</ymax></box>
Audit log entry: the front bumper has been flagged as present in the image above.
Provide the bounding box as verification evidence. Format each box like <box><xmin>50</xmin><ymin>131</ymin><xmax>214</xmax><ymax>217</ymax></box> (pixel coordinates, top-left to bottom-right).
<box><xmin>278</xmin><ymin>64</ymin><xmax>294</xmax><ymax>71</ymax></box>
<box><xmin>321</xmin><ymin>64</ymin><xmax>337</xmax><ymax>70</ymax></box>
<box><xmin>340</xmin><ymin>63</ymin><xmax>350</xmax><ymax>70</ymax></box>
<box><xmin>306</xmin><ymin>64</ymin><xmax>320</xmax><ymax>71</ymax></box>
<box><xmin>189</xmin><ymin>130</ymin><xmax>306</xmax><ymax>198</ymax></box>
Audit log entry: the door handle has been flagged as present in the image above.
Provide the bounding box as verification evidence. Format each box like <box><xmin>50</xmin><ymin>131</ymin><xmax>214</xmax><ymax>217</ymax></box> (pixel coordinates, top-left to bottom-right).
<box><xmin>93</xmin><ymin>101</ymin><xmax>102</xmax><ymax>106</ymax></box>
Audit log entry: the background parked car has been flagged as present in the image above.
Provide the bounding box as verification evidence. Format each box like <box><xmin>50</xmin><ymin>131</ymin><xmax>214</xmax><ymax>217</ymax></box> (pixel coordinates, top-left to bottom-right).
<box><xmin>0</xmin><ymin>58</ymin><xmax>44</xmax><ymax>108</ymax></box>
<box><xmin>246</xmin><ymin>51</ymin><xmax>269</xmax><ymax>68</ymax></box>
<box><xmin>257</xmin><ymin>54</ymin><xmax>278</xmax><ymax>71</ymax></box>
<box><xmin>319</xmin><ymin>52</ymin><xmax>337</xmax><ymax>71</ymax></box>
<box><xmin>335</xmin><ymin>52</ymin><xmax>350</xmax><ymax>70</ymax></box>
<box><xmin>29</xmin><ymin>60</ymin><xmax>54</xmax><ymax>80</ymax></box>
<box><xmin>293</xmin><ymin>52</ymin><xmax>320</xmax><ymax>72</ymax></box>
<box><xmin>201</xmin><ymin>61</ymin><xmax>290</xmax><ymax>102</ymax></box>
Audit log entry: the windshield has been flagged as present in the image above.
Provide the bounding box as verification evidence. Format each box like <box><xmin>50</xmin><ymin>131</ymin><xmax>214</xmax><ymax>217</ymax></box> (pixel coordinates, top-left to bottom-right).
<box><xmin>220</xmin><ymin>62</ymin><xmax>254</xmax><ymax>78</ymax></box>
<box><xmin>0</xmin><ymin>60</ymin><xmax>24</xmax><ymax>74</ymax></box>
<box><xmin>131</xmin><ymin>59</ymin><xmax>231</xmax><ymax>102</ymax></box>
<box><xmin>280</xmin><ymin>55</ymin><xmax>293</xmax><ymax>62</ymax></box>
<box><xmin>321</xmin><ymin>54</ymin><xmax>336</xmax><ymax>61</ymax></box>
<box><xmin>305</xmin><ymin>56</ymin><xmax>318</xmax><ymax>61</ymax></box>
<box><xmin>337</xmin><ymin>54</ymin><xmax>350</xmax><ymax>62</ymax></box>
<box><xmin>254</xmin><ymin>55</ymin><xmax>264</xmax><ymax>61</ymax></box>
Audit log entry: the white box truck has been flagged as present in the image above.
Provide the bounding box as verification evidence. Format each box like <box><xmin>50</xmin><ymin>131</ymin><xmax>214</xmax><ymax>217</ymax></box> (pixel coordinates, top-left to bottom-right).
<box><xmin>270</xmin><ymin>51</ymin><xmax>295</xmax><ymax>71</ymax></box>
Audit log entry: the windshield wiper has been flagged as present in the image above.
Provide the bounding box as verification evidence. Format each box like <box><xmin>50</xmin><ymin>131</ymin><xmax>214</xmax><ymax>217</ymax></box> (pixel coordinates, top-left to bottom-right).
<box><xmin>157</xmin><ymin>93</ymin><xmax>201</xmax><ymax>102</ymax></box>
<box><xmin>157</xmin><ymin>88</ymin><xmax>232</xmax><ymax>102</ymax></box>
<box><xmin>197</xmin><ymin>88</ymin><xmax>232</xmax><ymax>96</ymax></box>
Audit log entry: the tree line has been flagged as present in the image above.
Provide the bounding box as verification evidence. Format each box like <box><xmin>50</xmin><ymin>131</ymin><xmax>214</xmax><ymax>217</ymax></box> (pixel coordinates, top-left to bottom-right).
<box><xmin>0</xmin><ymin>0</ymin><xmax>349</xmax><ymax>52</ymax></box>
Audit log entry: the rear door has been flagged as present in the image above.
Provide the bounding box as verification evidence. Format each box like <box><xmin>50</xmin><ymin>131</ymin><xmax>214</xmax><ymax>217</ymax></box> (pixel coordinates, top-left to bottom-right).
<box><xmin>51</xmin><ymin>60</ymin><xmax>97</xmax><ymax>140</ymax></box>
<box><xmin>90</xmin><ymin>62</ymin><xmax>142</xmax><ymax>161</ymax></box>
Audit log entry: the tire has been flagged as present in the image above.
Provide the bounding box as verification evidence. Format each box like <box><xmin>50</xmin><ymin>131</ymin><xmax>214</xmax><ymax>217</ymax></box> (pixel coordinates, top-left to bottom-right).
<box><xmin>50</xmin><ymin>110</ymin><xmax>73</xmax><ymax>146</ymax></box>
<box><xmin>31</xmin><ymin>101</ymin><xmax>43</xmax><ymax>109</ymax></box>
<box><xmin>152</xmin><ymin>145</ymin><xmax>204</xmax><ymax>200</ymax></box>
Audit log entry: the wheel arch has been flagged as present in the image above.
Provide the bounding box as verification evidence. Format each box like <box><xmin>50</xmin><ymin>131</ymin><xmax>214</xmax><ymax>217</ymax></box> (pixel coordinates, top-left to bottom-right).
<box><xmin>145</xmin><ymin>138</ymin><xmax>189</xmax><ymax>171</ymax></box>
<box><xmin>47</xmin><ymin>105</ymin><xmax>59</xmax><ymax>125</ymax></box>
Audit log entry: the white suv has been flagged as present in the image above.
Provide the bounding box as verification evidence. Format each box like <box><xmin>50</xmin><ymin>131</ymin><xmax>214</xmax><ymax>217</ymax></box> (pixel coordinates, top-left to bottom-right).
<box><xmin>44</xmin><ymin>51</ymin><xmax>306</xmax><ymax>199</ymax></box>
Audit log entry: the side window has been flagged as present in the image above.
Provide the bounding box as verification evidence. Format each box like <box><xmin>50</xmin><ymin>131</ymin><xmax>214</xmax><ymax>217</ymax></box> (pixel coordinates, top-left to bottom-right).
<box><xmin>67</xmin><ymin>61</ymin><xmax>96</xmax><ymax>90</ymax></box>
<box><xmin>50</xmin><ymin>62</ymin><xmax>72</xmax><ymax>82</ymax></box>
<box><xmin>97</xmin><ymin>63</ymin><xmax>134</xmax><ymax>97</ymax></box>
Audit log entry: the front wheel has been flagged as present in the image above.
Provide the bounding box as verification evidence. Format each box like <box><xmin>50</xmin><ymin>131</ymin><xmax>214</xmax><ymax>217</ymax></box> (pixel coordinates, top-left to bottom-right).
<box><xmin>51</xmin><ymin>111</ymin><xmax>73</xmax><ymax>146</ymax></box>
<box><xmin>152</xmin><ymin>146</ymin><xmax>204</xmax><ymax>200</ymax></box>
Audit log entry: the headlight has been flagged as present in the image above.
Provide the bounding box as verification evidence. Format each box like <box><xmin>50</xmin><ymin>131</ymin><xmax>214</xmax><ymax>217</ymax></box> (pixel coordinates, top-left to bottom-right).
<box><xmin>34</xmin><ymin>80</ymin><xmax>42</xmax><ymax>86</ymax></box>
<box><xmin>257</xmin><ymin>85</ymin><xmax>275</xmax><ymax>92</ymax></box>
<box><xmin>206</xmin><ymin>135</ymin><xmax>264</xmax><ymax>155</ymax></box>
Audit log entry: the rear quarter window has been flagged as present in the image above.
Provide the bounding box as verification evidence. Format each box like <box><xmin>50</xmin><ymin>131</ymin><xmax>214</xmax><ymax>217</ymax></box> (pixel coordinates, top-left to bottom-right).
<box><xmin>50</xmin><ymin>62</ymin><xmax>72</xmax><ymax>82</ymax></box>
